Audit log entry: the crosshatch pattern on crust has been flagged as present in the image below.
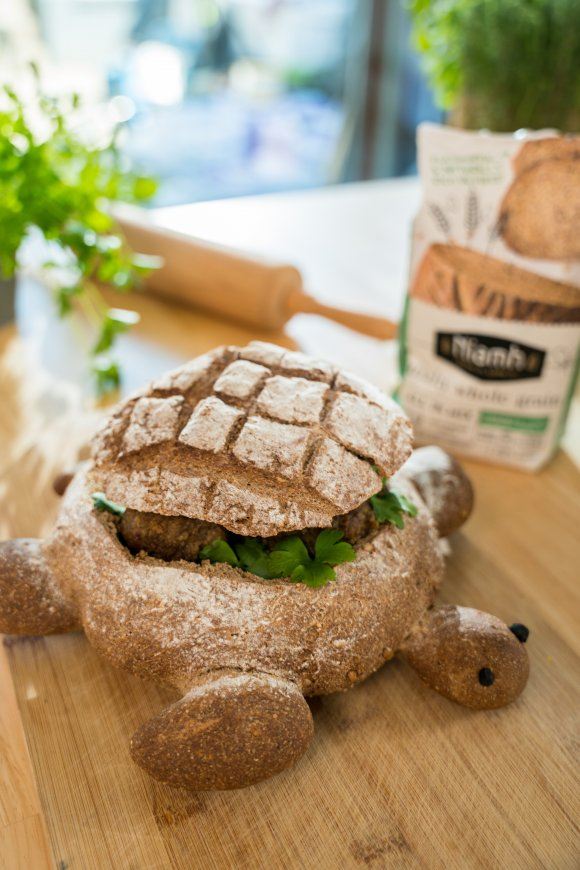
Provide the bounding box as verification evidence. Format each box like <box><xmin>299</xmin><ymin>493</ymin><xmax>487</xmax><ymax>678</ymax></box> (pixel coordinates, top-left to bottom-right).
<box><xmin>90</xmin><ymin>342</ymin><xmax>413</xmax><ymax>536</ymax></box>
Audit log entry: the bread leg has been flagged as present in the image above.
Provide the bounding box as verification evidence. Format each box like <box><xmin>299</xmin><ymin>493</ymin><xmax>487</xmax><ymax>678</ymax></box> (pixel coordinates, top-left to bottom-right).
<box><xmin>403</xmin><ymin>446</ymin><xmax>474</xmax><ymax>537</ymax></box>
<box><xmin>400</xmin><ymin>604</ymin><xmax>529</xmax><ymax>709</ymax></box>
<box><xmin>0</xmin><ymin>539</ymin><xmax>79</xmax><ymax>635</ymax></box>
<box><xmin>130</xmin><ymin>670</ymin><xmax>314</xmax><ymax>791</ymax></box>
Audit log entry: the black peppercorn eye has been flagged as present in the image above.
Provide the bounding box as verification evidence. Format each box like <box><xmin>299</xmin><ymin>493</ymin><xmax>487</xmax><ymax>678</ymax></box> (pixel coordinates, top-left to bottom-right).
<box><xmin>478</xmin><ymin>667</ymin><xmax>495</xmax><ymax>687</ymax></box>
<box><xmin>509</xmin><ymin>623</ymin><xmax>529</xmax><ymax>643</ymax></box>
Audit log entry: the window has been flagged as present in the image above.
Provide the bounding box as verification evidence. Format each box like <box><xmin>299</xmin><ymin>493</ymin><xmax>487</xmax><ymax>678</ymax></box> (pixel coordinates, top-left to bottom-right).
<box><xmin>2</xmin><ymin>0</ymin><xmax>440</xmax><ymax>204</ymax></box>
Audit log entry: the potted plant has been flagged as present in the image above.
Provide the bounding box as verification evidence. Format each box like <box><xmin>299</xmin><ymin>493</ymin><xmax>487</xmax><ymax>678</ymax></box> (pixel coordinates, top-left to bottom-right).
<box><xmin>0</xmin><ymin>72</ymin><xmax>158</xmax><ymax>394</ymax></box>
<box><xmin>409</xmin><ymin>0</ymin><xmax>580</xmax><ymax>132</ymax></box>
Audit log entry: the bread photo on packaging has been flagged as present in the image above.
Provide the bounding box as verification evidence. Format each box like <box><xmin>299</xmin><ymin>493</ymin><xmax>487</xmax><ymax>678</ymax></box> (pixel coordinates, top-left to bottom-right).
<box><xmin>500</xmin><ymin>138</ymin><xmax>580</xmax><ymax>261</ymax></box>
<box><xmin>0</xmin><ymin>342</ymin><xmax>529</xmax><ymax>792</ymax></box>
<box><xmin>410</xmin><ymin>244</ymin><xmax>580</xmax><ymax>323</ymax></box>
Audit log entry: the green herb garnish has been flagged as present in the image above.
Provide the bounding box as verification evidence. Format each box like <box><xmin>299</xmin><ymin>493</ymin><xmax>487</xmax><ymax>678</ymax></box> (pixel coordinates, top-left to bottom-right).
<box><xmin>201</xmin><ymin>537</ymin><xmax>280</xmax><ymax>577</ymax></box>
<box><xmin>199</xmin><ymin>540</ymin><xmax>239</xmax><ymax>568</ymax></box>
<box><xmin>370</xmin><ymin>479</ymin><xmax>418</xmax><ymax>529</ymax></box>
<box><xmin>234</xmin><ymin>538</ymin><xmax>272</xmax><ymax>579</ymax></box>
<box><xmin>269</xmin><ymin>529</ymin><xmax>356</xmax><ymax>588</ymax></box>
<box><xmin>291</xmin><ymin>561</ymin><xmax>337</xmax><ymax>588</ymax></box>
<box><xmin>91</xmin><ymin>492</ymin><xmax>126</xmax><ymax>516</ymax></box>
<box><xmin>197</xmin><ymin>479</ymin><xmax>417</xmax><ymax>586</ymax></box>
<box><xmin>314</xmin><ymin>528</ymin><xmax>358</xmax><ymax>564</ymax></box>
<box><xmin>267</xmin><ymin>536</ymin><xmax>310</xmax><ymax>579</ymax></box>
<box><xmin>200</xmin><ymin>529</ymin><xmax>355</xmax><ymax>588</ymax></box>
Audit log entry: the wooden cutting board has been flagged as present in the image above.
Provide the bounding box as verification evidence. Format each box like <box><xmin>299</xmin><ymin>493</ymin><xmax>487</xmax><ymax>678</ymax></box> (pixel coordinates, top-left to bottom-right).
<box><xmin>1</xmin><ymin>328</ymin><xmax>579</xmax><ymax>870</ymax></box>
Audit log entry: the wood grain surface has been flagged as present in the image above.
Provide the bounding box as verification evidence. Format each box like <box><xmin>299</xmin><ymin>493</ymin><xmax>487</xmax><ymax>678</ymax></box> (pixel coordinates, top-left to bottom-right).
<box><xmin>1</xmin><ymin>181</ymin><xmax>579</xmax><ymax>869</ymax></box>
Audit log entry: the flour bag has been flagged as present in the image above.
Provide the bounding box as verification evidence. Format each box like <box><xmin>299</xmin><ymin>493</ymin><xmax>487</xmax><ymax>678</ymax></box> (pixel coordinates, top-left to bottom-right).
<box><xmin>398</xmin><ymin>123</ymin><xmax>580</xmax><ymax>470</ymax></box>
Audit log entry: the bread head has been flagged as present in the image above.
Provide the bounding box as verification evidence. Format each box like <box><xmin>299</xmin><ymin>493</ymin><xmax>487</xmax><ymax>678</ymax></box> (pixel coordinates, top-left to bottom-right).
<box><xmin>89</xmin><ymin>342</ymin><xmax>413</xmax><ymax>536</ymax></box>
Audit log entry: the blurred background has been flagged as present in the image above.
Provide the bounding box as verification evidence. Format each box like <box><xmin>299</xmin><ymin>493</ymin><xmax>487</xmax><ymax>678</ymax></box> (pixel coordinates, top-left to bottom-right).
<box><xmin>1</xmin><ymin>0</ymin><xmax>578</xmax><ymax>396</ymax></box>
<box><xmin>1</xmin><ymin>0</ymin><xmax>441</xmax><ymax>206</ymax></box>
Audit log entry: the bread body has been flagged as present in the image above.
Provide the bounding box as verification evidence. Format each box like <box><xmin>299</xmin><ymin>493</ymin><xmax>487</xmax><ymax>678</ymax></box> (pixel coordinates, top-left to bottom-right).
<box><xmin>45</xmin><ymin>465</ymin><xmax>443</xmax><ymax>696</ymax></box>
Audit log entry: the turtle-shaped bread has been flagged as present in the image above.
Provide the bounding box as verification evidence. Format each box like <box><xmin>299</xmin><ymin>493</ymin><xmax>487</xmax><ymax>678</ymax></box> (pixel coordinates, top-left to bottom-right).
<box><xmin>0</xmin><ymin>342</ymin><xmax>530</xmax><ymax>791</ymax></box>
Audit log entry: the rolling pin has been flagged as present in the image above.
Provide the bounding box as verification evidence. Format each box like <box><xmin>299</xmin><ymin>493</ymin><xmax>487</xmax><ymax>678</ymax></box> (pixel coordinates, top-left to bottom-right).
<box><xmin>116</xmin><ymin>209</ymin><xmax>397</xmax><ymax>340</ymax></box>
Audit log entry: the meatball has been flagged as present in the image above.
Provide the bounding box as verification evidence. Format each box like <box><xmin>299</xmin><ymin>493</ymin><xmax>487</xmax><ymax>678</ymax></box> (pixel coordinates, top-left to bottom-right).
<box><xmin>334</xmin><ymin>502</ymin><xmax>379</xmax><ymax>544</ymax></box>
<box><xmin>267</xmin><ymin>501</ymin><xmax>380</xmax><ymax>555</ymax></box>
<box><xmin>116</xmin><ymin>497</ymin><xmax>379</xmax><ymax>565</ymax></box>
<box><xmin>118</xmin><ymin>510</ymin><xmax>225</xmax><ymax>562</ymax></box>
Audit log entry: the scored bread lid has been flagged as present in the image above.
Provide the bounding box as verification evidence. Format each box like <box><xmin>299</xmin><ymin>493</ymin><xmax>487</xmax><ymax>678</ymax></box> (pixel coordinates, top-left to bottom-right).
<box><xmin>90</xmin><ymin>342</ymin><xmax>413</xmax><ymax>536</ymax></box>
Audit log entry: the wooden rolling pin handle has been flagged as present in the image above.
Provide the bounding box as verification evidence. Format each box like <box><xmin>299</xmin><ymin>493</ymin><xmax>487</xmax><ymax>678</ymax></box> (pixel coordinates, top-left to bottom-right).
<box><xmin>285</xmin><ymin>289</ymin><xmax>398</xmax><ymax>341</ymax></box>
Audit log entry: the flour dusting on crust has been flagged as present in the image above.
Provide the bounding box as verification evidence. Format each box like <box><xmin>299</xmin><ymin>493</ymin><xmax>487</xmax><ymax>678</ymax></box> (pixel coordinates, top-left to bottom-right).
<box><xmin>89</xmin><ymin>343</ymin><xmax>413</xmax><ymax>536</ymax></box>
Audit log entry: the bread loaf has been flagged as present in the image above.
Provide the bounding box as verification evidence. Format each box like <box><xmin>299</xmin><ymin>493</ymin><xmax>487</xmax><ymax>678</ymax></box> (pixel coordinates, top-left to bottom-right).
<box><xmin>500</xmin><ymin>138</ymin><xmax>580</xmax><ymax>260</ymax></box>
<box><xmin>411</xmin><ymin>243</ymin><xmax>580</xmax><ymax>322</ymax></box>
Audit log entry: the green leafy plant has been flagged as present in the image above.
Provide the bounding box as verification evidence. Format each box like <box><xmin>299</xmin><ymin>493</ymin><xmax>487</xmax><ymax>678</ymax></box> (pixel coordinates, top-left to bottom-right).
<box><xmin>268</xmin><ymin>530</ymin><xmax>356</xmax><ymax>587</ymax></box>
<box><xmin>199</xmin><ymin>539</ymin><xmax>240</xmax><ymax>568</ymax></box>
<box><xmin>0</xmin><ymin>70</ymin><xmax>159</xmax><ymax>394</ymax></box>
<box><xmin>234</xmin><ymin>538</ymin><xmax>272</xmax><ymax>579</ymax></box>
<box><xmin>201</xmin><ymin>529</ymin><xmax>356</xmax><ymax>588</ymax></box>
<box><xmin>370</xmin><ymin>479</ymin><xmax>418</xmax><ymax>529</ymax></box>
<box><xmin>409</xmin><ymin>0</ymin><xmax>580</xmax><ymax>131</ymax></box>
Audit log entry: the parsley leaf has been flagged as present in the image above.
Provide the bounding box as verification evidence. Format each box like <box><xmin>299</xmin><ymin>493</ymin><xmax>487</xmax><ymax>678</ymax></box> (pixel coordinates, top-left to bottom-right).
<box><xmin>315</xmin><ymin>529</ymin><xmax>356</xmax><ymax>565</ymax></box>
<box><xmin>370</xmin><ymin>480</ymin><xmax>418</xmax><ymax>528</ymax></box>
<box><xmin>269</xmin><ymin>530</ymin><xmax>355</xmax><ymax>588</ymax></box>
<box><xmin>235</xmin><ymin>538</ymin><xmax>271</xmax><ymax>578</ymax></box>
<box><xmin>198</xmin><ymin>530</ymin><xmax>356</xmax><ymax>589</ymax></box>
<box><xmin>200</xmin><ymin>539</ymin><xmax>239</xmax><ymax>567</ymax></box>
<box><xmin>91</xmin><ymin>491</ymin><xmax>126</xmax><ymax>516</ymax></box>
<box><xmin>268</xmin><ymin>536</ymin><xmax>310</xmax><ymax>578</ymax></box>
<box><xmin>291</xmin><ymin>562</ymin><xmax>336</xmax><ymax>588</ymax></box>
